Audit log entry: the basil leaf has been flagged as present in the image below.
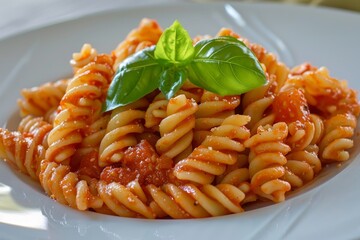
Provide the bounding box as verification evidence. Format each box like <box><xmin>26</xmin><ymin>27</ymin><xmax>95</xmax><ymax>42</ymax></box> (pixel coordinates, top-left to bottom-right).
<box><xmin>104</xmin><ymin>46</ymin><xmax>163</xmax><ymax>112</ymax></box>
<box><xmin>159</xmin><ymin>67</ymin><xmax>187</xmax><ymax>100</ymax></box>
<box><xmin>188</xmin><ymin>36</ymin><xmax>266</xmax><ymax>95</ymax></box>
<box><xmin>154</xmin><ymin>20</ymin><xmax>194</xmax><ymax>66</ymax></box>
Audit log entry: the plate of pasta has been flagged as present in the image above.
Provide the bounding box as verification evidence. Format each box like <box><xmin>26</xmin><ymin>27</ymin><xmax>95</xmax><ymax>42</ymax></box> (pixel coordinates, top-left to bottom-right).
<box><xmin>1</xmin><ymin>2</ymin><xmax>360</xmax><ymax>240</ymax></box>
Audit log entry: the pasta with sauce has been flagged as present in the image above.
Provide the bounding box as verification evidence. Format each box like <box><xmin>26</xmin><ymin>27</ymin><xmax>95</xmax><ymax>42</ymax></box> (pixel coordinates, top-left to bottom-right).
<box><xmin>0</xmin><ymin>18</ymin><xmax>359</xmax><ymax>219</ymax></box>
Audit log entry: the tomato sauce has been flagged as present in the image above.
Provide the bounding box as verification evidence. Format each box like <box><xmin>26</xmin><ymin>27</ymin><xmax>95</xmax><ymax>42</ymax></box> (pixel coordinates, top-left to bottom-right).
<box><xmin>273</xmin><ymin>88</ymin><xmax>310</xmax><ymax>124</ymax></box>
<box><xmin>74</xmin><ymin>150</ymin><xmax>103</xmax><ymax>179</ymax></box>
<box><xmin>100</xmin><ymin>140</ymin><xmax>172</xmax><ymax>186</ymax></box>
<box><xmin>313</xmin><ymin>87</ymin><xmax>360</xmax><ymax>117</ymax></box>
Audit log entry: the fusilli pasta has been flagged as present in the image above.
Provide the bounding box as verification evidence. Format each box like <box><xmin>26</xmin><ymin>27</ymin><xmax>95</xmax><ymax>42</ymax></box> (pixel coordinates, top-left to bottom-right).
<box><xmin>0</xmin><ymin>19</ymin><xmax>359</xmax><ymax>220</ymax></box>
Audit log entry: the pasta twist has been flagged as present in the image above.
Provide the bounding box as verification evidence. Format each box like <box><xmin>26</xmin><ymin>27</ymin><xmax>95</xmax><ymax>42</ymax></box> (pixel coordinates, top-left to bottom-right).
<box><xmin>147</xmin><ymin>182</ymin><xmax>247</xmax><ymax>219</ymax></box>
<box><xmin>17</xmin><ymin>79</ymin><xmax>68</xmax><ymax>118</ymax></box>
<box><xmin>309</xmin><ymin>114</ymin><xmax>325</xmax><ymax>145</ymax></box>
<box><xmin>99</xmin><ymin>98</ymin><xmax>148</xmax><ymax>167</ymax></box>
<box><xmin>70</xmin><ymin>43</ymin><xmax>98</xmax><ymax>73</ymax></box>
<box><xmin>242</xmin><ymin>75</ymin><xmax>277</xmax><ymax>134</ymax></box>
<box><xmin>79</xmin><ymin>114</ymin><xmax>111</xmax><ymax>150</ymax></box>
<box><xmin>0</xmin><ymin>116</ymin><xmax>52</xmax><ymax>179</ymax></box>
<box><xmin>72</xmin><ymin>114</ymin><xmax>111</xmax><ymax>179</ymax></box>
<box><xmin>319</xmin><ymin>113</ymin><xmax>357</xmax><ymax>163</ymax></box>
<box><xmin>39</xmin><ymin>160</ymin><xmax>103</xmax><ymax>211</ymax></box>
<box><xmin>145</xmin><ymin>85</ymin><xmax>202</xmax><ymax>131</ymax></box>
<box><xmin>112</xmin><ymin>18</ymin><xmax>163</xmax><ymax>69</ymax></box>
<box><xmin>289</xmin><ymin>62</ymin><xmax>318</xmax><ymax>76</ymax></box>
<box><xmin>215</xmin><ymin>155</ymin><xmax>258</xmax><ymax>205</ymax></box>
<box><xmin>216</xmin><ymin>28</ymin><xmax>241</xmax><ymax>39</ymax></box>
<box><xmin>156</xmin><ymin>94</ymin><xmax>198</xmax><ymax>161</ymax></box>
<box><xmin>283</xmin><ymin>150</ymin><xmax>322</xmax><ymax>188</ymax></box>
<box><xmin>179</xmin><ymin>80</ymin><xmax>204</xmax><ymax>103</ymax></box>
<box><xmin>174</xmin><ymin>115</ymin><xmax>250</xmax><ymax>185</ymax></box>
<box><xmin>286</xmin><ymin>67</ymin><xmax>360</xmax><ymax>118</ymax></box>
<box><xmin>144</xmin><ymin>92</ymin><xmax>168</xmax><ymax>131</ymax></box>
<box><xmin>194</xmin><ymin>91</ymin><xmax>240</xmax><ymax>146</ymax></box>
<box><xmin>215</xmin><ymin>154</ymin><xmax>248</xmax><ymax>184</ymax></box>
<box><xmin>281</xmin><ymin>114</ymin><xmax>323</xmax><ymax>188</ymax></box>
<box><xmin>244</xmin><ymin>122</ymin><xmax>291</xmax><ymax>202</ymax></box>
<box><xmin>46</xmin><ymin>54</ymin><xmax>114</xmax><ymax>164</ymax></box>
<box><xmin>98</xmin><ymin>180</ymin><xmax>156</xmax><ymax>218</ymax></box>
<box><xmin>286</xmin><ymin>121</ymin><xmax>315</xmax><ymax>151</ymax></box>
<box><xmin>98</xmin><ymin>180</ymin><xmax>248</xmax><ymax>219</ymax></box>
<box><xmin>246</xmin><ymin>42</ymin><xmax>289</xmax><ymax>92</ymax></box>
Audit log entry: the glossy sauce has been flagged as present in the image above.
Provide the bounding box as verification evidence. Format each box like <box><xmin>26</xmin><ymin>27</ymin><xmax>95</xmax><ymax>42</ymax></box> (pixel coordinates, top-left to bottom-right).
<box><xmin>100</xmin><ymin>140</ymin><xmax>172</xmax><ymax>186</ymax></box>
<box><xmin>313</xmin><ymin>87</ymin><xmax>360</xmax><ymax>117</ymax></box>
<box><xmin>273</xmin><ymin>88</ymin><xmax>310</xmax><ymax>124</ymax></box>
<box><xmin>74</xmin><ymin>150</ymin><xmax>103</xmax><ymax>179</ymax></box>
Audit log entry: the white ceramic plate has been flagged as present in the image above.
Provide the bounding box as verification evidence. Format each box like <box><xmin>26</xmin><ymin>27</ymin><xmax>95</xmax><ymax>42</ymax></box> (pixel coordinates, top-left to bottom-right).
<box><xmin>1</xmin><ymin>2</ymin><xmax>360</xmax><ymax>240</ymax></box>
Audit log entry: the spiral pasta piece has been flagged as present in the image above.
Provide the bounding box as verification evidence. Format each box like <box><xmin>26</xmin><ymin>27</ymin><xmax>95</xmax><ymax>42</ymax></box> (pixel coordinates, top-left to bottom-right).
<box><xmin>112</xmin><ymin>18</ymin><xmax>163</xmax><ymax>69</ymax></box>
<box><xmin>319</xmin><ymin>113</ymin><xmax>357</xmax><ymax>163</ymax></box>
<box><xmin>247</xmin><ymin>43</ymin><xmax>289</xmax><ymax>92</ymax></box>
<box><xmin>0</xmin><ymin>116</ymin><xmax>52</xmax><ymax>179</ymax></box>
<box><xmin>46</xmin><ymin>54</ymin><xmax>114</xmax><ymax>164</ymax></box>
<box><xmin>70</xmin><ymin>43</ymin><xmax>98</xmax><ymax>73</ymax></box>
<box><xmin>99</xmin><ymin>98</ymin><xmax>148</xmax><ymax>167</ymax></box>
<box><xmin>309</xmin><ymin>114</ymin><xmax>325</xmax><ymax>145</ymax></box>
<box><xmin>215</xmin><ymin>154</ymin><xmax>248</xmax><ymax>184</ymax></box>
<box><xmin>80</xmin><ymin>114</ymin><xmax>111</xmax><ymax>150</ymax></box>
<box><xmin>174</xmin><ymin>115</ymin><xmax>250</xmax><ymax>185</ymax></box>
<box><xmin>97</xmin><ymin>180</ymin><xmax>248</xmax><ymax>219</ymax></box>
<box><xmin>39</xmin><ymin>160</ymin><xmax>103</xmax><ymax>211</ymax></box>
<box><xmin>244</xmin><ymin>122</ymin><xmax>291</xmax><ymax>202</ymax></box>
<box><xmin>281</xmin><ymin>115</ymin><xmax>323</xmax><ymax>188</ymax></box>
<box><xmin>71</xmin><ymin>114</ymin><xmax>111</xmax><ymax>179</ymax></box>
<box><xmin>242</xmin><ymin>75</ymin><xmax>277</xmax><ymax>134</ymax></box>
<box><xmin>283</xmin><ymin>150</ymin><xmax>322</xmax><ymax>188</ymax></box>
<box><xmin>286</xmin><ymin>67</ymin><xmax>360</xmax><ymax>118</ymax></box>
<box><xmin>156</xmin><ymin>94</ymin><xmax>198</xmax><ymax>161</ymax></box>
<box><xmin>194</xmin><ymin>91</ymin><xmax>240</xmax><ymax>146</ymax></box>
<box><xmin>286</xmin><ymin>121</ymin><xmax>315</xmax><ymax>151</ymax></box>
<box><xmin>148</xmin><ymin>182</ymin><xmax>247</xmax><ymax>218</ymax></box>
<box><xmin>179</xmin><ymin>80</ymin><xmax>204</xmax><ymax>103</ymax></box>
<box><xmin>98</xmin><ymin>180</ymin><xmax>155</xmax><ymax>218</ymax></box>
<box><xmin>144</xmin><ymin>93</ymin><xmax>168</xmax><ymax>131</ymax></box>
<box><xmin>17</xmin><ymin>79</ymin><xmax>68</xmax><ymax>118</ymax></box>
<box><xmin>145</xmin><ymin>85</ymin><xmax>203</xmax><ymax>131</ymax></box>
<box><xmin>215</xmin><ymin>156</ymin><xmax>257</xmax><ymax>205</ymax></box>
<box><xmin>0</xmin><ymin>129</ymin><xmax>45</xmax><ymax>180</ymax></box>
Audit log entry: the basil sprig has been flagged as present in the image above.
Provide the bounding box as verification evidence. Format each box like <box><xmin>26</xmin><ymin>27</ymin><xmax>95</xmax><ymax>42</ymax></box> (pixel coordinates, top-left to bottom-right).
<box><xmin>104</xmin><ymin>20</ymin><xmax>266</xmax><ymax>112</ymax></box>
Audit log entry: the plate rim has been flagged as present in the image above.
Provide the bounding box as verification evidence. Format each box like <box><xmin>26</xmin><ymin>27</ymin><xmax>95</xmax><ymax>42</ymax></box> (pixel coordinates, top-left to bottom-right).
<box><xmin>0</xmin><ymin>2</ymin><xmax>360</xmax><ymax>239</ymax></box>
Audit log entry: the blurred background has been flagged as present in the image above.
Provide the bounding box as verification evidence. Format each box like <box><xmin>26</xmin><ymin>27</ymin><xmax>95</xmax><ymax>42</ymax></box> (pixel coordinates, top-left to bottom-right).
<box><xmin>193</xmin><ymin>0</ymin><xmax>360</xmax><ymax>11</ymax></box>
<box><xmin>0</xmin><ymin>0</ymin><xmax>359</xmax><ymax>40</ymax></box>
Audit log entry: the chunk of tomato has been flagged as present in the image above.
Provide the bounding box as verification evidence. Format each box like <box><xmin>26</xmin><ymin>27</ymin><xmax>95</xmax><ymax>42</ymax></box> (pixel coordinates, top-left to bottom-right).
<box><xmin>273</xmin><ymin>88</ymin><xmax>310</xmax><ymax>124</ymax></box>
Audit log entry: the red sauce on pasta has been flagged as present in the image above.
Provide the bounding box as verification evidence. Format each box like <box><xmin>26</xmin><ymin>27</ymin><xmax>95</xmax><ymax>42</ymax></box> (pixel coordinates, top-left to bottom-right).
<box><xmin>313</xmin><ymin>88</ymin><xmax>360</xmax><ymax>117</ymax></box>
<box><xmin>100</xmin><ymin>140</ymin><xmax>172</xmax><ymax>186</ymax></box>
<box><xmin>290</xmin><ymin>62</ymin><xmax>317</xmax><ymax>76</ymax></box>
<box><xmin>74</xmin><ymin>150</ymin><xmax>103</xmax><ymax>179</ymax></box>
<box><xmin>273</xmin><ymin>88</ymin><xmax>310</xmax><ymax>124</ymax></box>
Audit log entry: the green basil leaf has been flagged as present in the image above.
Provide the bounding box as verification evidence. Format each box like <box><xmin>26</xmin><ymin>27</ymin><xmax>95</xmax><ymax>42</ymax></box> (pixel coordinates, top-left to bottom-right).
<box><xmin>159</xmin><ymin>67</ymin><xmax>187</xmax><ymax>100</ymax></box>
<box><xmin>104</xmin><ymin>46</ymin><xmax>163</xmax><ymax>112</ymax></box>
<box><xmin>154</xmin><ymin>20</ymin><xmax>194</xmax><ymax>66</ymax></box>
<box><xmin>188</xmin><ymin>36</ymin><xmax>266</xmax><ymax>95</ymax></box>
